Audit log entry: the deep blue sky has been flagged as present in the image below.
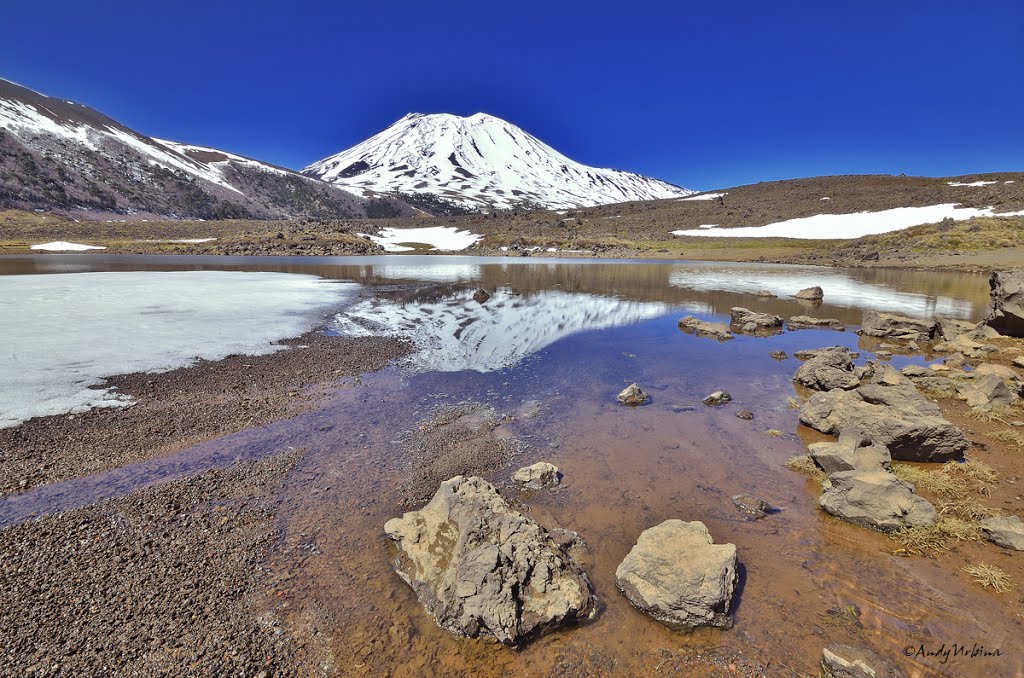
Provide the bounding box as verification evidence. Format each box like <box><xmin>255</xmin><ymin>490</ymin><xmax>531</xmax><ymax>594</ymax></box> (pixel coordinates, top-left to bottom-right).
<box><xmin>3</xmin><ymin>1</ymin><xmax>1022</xmax><ymax>190</ymax></box>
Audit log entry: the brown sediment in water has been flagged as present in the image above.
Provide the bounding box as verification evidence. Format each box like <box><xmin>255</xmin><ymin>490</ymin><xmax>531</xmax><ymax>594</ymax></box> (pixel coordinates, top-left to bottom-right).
<box><xmin>0</xmin><ymin>331</ymin><xmax>411</xmax><ymax>495</ymax></box>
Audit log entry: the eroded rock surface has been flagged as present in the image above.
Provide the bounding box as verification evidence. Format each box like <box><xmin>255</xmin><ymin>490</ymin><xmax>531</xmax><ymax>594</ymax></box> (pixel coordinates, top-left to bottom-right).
<box><xmin>800</xmin><ymin>384</ymin><xmax>969</xmax><ymax>462</ymax></box>
<box><xmin>860</xmin><ymin>311</ymin><xmax>935</xmax><ymax>341</ymax></box>
<box><xmin>979</xmin><ymin>515</ymin><xmax>1024</xmax><ymax>551</ymax></box>
<box><xmin>512</xmin><ymin>462</ymin><xmax>561</xmax><ymax>489</ymax></box>
<box><xmin>793</xmin><ymin>346</ymin><xmax>859</xmax><ymax>391</ymax></box>
<box><xmin>820</xmin><ymin>470</ymin><xmax>937</xmax><ymax>532</ymax></box>
<box><xmin>617</xmin><ymin>383</ymin><xmax>649</xmax><ymax>405</ymax></box>
<box><xmin>384</xmin><ymin>476</ymin><xmax>596</xmax><ymax>645</ymax></box>
<box><xmin>678</xmin><ymin>316</ymin><xmax>733</xmax><ymax>341</ymax></box>
<box><xmin>984</xmin><ymin>269</ymin><xmax>1024</xmax><ymax>337</ymax></box>
<box><xmin>808</xmin><ymin>428</ymin><xmax>891</xmax><ymax>474</ymax></box>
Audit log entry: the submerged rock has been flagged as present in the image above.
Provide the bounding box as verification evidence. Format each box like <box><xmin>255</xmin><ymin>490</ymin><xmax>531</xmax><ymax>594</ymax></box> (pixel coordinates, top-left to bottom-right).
<box><xmin>678</xmin><ymin>316</ymin><xmax>733</xmax><ymax>341</ymax></box>
<box><xmin>702</xmin><ymin>391</ymin><xmax>732</xmax><ymax>406</ymax></box>
<box><xmin>793</xmin><ymin>346</ymin><xmax>859</xmax><ymax>391</ymax></box>
<box><xmin>787</xmin><ymin>316</ymin><xmax>844</xmax><ymax>331</ymax></box>
<box><xmin>731</xmin><ymin>494</ymin><xmax>774</xmax><ymax>520</ymax></box>
<box><xmin>755</xmin><ymin>289</ymin><xmax>777</xmax><ymax>298</ymax></box>
<box><xmin>979</xmin><ymin>515</ymin><xmax>1024</xmax><ymax>551</ymax></box>
<box><xmin>984</xmin><ymin>269</ymin><xmax>1024</xmax><ymax>337</ymax></box>
<box><xmin>384</xmin><ymin>476</ymin><xmax>596</xmax><ymax>645</ymax></box>
<box><xmin>512</xmin><ymin>462</ymin><xmax>561</xmax><ymax>489</ymax></box>
<box><xmin>769</xmin><ymin>350</ymin><xmax>788</xmax><ymax>361</ymax></box>
<box><xmin>822</xmin><ymin>643</ymin><xmax>901</xmax><ymax>678</ymax></box>
<box><xmin>735</xmin><ymin>410</ymin><xmax>754</xmax><ymax>420</ymax></box>
<box><xmin>820</xmin><ymin>470</ymin><xmax>937</xmax><ymax>532</ymax></box>
<box><xmin>808</xmin><ymin>428</ymin><xmax>891</xmax><ymax>474</ymax></box>
<box><xmin>615</xmin><ymin>520</ymin><xmax>737</xmax><ymax>629</ymax></box>
<box><xmin>799</xmin><ymin>384</ymin><xmax>969</xmax><ymax>462</ymax></box>
<box><xmin>617</xmin><ymin>383</ymin><xmax>649</xmax><ymax>406</ymax></box>
<box><xmin>792</xmin><ymin>286</ymin><xmax>824</xmax><ymax>301</ymax></box>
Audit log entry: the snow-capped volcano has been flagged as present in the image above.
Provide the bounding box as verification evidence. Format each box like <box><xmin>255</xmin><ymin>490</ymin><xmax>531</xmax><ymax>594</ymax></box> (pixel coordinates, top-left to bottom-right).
<box><xmin>303</xmin><ymin>112</ymin><xmax>693</xmax><ymax>209</ymax></box>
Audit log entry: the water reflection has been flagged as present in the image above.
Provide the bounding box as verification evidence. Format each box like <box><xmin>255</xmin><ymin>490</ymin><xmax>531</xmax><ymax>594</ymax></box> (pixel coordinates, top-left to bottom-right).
<box><xmin>333</xmin><ymin>287</ymin><xmax>681</xmax><ymax>372</ymax></box>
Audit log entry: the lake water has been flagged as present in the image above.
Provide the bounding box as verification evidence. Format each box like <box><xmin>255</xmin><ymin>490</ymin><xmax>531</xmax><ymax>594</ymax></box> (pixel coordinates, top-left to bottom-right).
<box><xmin>0</xmin><ymin>254</ymin><xmax>1013</xmax><ymax>676</ymax></box>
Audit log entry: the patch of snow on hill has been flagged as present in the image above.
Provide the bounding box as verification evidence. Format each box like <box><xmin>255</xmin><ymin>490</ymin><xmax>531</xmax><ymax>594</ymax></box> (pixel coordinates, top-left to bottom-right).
<box><xmin>0</xmin><ymin>271</ymin><xmax>353</xmax><ymax>428</ymax></box>
<box><xmin>947</xmin><ymin>181</ymin><xmax>998</xmax><ymax>187</ymax></box>
<box><xmin>30</xmin><ymin>241</ymin><xmax>106</xmax><ymax>251</ymax></box>
<box><xmin>671</xmin><ymin>204</ymin><xmax>1024</xmax><ymax>240</ymax></box>
<box><xmin>359</xmin><ymin>226</ymin><xmax>482</xmax><ymax>252</ymax></box>
<box><xmin>680</xmin><ymin>192</ymin><xmax>726</xmax><ymax>201</ymax></box>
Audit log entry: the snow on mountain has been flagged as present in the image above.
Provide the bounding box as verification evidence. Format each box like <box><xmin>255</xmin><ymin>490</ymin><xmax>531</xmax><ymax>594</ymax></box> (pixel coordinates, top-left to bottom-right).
<box><xmin>303</xmin><ymin>112</ymin><xmax>693</xmax><ymax>210</ymax></box>
<box><xmin>0</xmin><ymin>78</ymin><xmax>380</xmax><ymax>219</ymax></box>
<box><xmin>671</xmin><ymin>204</ymin><xmax>1024</xmax><ymax>239</ymax></box>
<box><xmin>332</xmin><ymin>287</ymin><xmax>673</xmax><ymax>372</ymax></box>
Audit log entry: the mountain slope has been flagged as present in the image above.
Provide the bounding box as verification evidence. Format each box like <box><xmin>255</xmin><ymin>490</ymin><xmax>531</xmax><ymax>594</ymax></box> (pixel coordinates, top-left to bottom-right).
<box><xmin>0</xmin><ymin>79</ymin><xmax>404</xmax><ymax>220</ymax></box>
<box><xmin>303</xmin><ymin>112</ymin><xmax>692</xmax><ymax>209</ymax></box>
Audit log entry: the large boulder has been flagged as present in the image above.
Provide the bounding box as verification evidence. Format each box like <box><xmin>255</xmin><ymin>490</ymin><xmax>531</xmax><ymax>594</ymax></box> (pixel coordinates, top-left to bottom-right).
<box><xmin>792</xmin><ymin>286</ymin><xmax>824</xmax><ymax>301</ymax></box>
<box><xmin>799</xmin><ymin>384</ymin><xmax>969</xmax><ymax>462</ymax></box>
<box><xmin>820</xmin><ymin>470</ymin><xmax>937</xmax><ymax>532</ymax></box>
<box><xmin>729</xmin><ymin>307</ymin><xmax>783</xmax><ymax>333</ymax></box>
<box><xmin>678</xmin><ymin>316</ymin><xmax>733</xmax><ymax>341</ymax></box>
<box><xmin>808</xmin><ymin>428</ymin><xmax>891</xmax><ymax>474</ymax></box>
<box><xmin>933</xmin><ymin>333</ymin><xmax>996</xmax><ymax>358</ymax></box>
<box><xmin>384</xmin><ymin>476</ymin><xmax>596</xmax><ymax>645</ymax></box>
<box><xmin>793</xmin><ymin>346</ymin><xmax>859</xmax><ymax>391</ymax></box>
<box><xmin>979</xmin><ymin>515</ymin><xmax>1024</xmax><ymax>551</ymax></box>
<box><xmin>984</xmin><ymin>270</ymin><xmax>1024</xmax><ymax>337</ymax></box>
<box><xmin>615</xmin><ymin>520</ymin><xmax>737</xmax><ymax>629</ymax></box>
<box><xmin>859</xmin><ymin>311</ymin><xmax>935</xmax><ymax>341</ymax></box>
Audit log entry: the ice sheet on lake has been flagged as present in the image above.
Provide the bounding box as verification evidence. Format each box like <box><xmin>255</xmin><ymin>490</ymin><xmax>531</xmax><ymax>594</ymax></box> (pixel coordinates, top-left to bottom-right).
<box><xmin>333</xmin><ymin>288</ymin><xmax>673</xmax><ymax>372</ymax></box>
<box><xmin>0</xmin><ymin>271</ymin><xmax>353</xmax><ymax>428</ymax></box>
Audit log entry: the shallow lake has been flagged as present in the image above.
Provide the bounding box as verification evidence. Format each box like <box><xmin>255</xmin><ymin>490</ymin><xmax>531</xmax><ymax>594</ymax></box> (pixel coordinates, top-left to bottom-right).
<box><xmin>0</xmin><ymin>255</ymin><xmax>1013</xmax><ymax>676</ymax></box>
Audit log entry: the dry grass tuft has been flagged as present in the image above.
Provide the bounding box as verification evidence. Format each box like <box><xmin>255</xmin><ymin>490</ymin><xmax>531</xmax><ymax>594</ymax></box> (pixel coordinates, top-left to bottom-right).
<box><xmin>786</xmin><ymin>455</ymin><xmax>826</xmax><ymax>482</ymax></box>
<box><xmin>787</xmin><ymin>397</ymin><xmax>801</xmax><ymax>410</ymax></box>
<box><xmin>945</xmin><ymin>458</ymin><xmax>998</xmax><ymax>485</ymax></box>
<box><xmin>962</xmin><ymin>563</ymin><xmax>1013</xmax><ymax>592</ymax></box>
<box><xmin>966</xmin><ymin>408</ymin><xmax>1011</xmax><ymax>423</ymax></box>
<box><xmin>892</xmin><ymin>463</ymin><xmax>968</xmax><ymax>498</ymax></box>
<box><xmin>891</xmin><ymin>516</ymin><xmax>980</xmax><ymax>553</ymax></box>
<box><xmin>988</xmin><ymin>429</ymin><xmax>1024</xmax><ymax>448</ymax></box>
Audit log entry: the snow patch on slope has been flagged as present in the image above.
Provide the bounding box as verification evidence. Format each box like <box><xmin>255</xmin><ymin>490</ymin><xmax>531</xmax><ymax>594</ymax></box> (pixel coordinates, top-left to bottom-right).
<box><xmin>0</xmin><ymin>271</ymin><xmax>352</xmax><ymax>428</ymax></box>
<box><xmin>680</xmin><ymin>192</ymin><xmax>726</xmax><ymax>201</ymax></box>
<box><xmin>671</xmin><ymin>204</ymin><xmax>1024</xmax><ymax>239</ymax></box>
<box><xmin>332</xmin><ymin>288</ymin><xmax>672</xmax><ymax>372</ymax></box>
<box><xmin>304</xmin><ymin>112</ymin><xmax>692</xmax><ymax>209</ymax></box>
<box><xmin>359</xmin><ymin>226</ymin><xmax>482</xmax><ymax>252</ymax></box>
<box><xmin>30</xmin><ymin>241</ymin><xmax>106</xmax><ymax>251</ymax></box>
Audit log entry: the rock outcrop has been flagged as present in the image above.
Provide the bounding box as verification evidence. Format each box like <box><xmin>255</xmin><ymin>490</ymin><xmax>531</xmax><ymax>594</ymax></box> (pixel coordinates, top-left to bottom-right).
<box><xmin>984</xmin><ymin>270</ymin><xmax>1024</xmax><ymax>337</ymax></box>
<box><xmin>859</xmin><ymin>311</ymin><xmax>935</xmax><ymax>341</ymax></box>
<box><xmin>979</xmin><ymin>515</ymin><xmax>1024</xmax><ymax>551</ymax></box>
<box><xmin>512</xmin><ymin>462</ymin><xmax>561</xmax><ymax>489</ymax></box>
<box><xmin>615</xmin><ymin>520</ymin><xmax>737</xmax><ymax>629</ymax></box>
<box><xmin>678</xmin><ymin>316</ymin><xmax>733</xmax><ymax>341</ymax></box>
<box><xmin>729</xmin><ymin>307</ymin><xmax>783</xmax><ymax>333</ymax></box>
<box><xmin>808</xmin><ymin>428</ymin><xmax>891</xmax><ymax>474</ymax></box>
<box><xmin>384</xmin><ymin>476</ymin><xmax>596</xmax><ymax>645</ymax></box>
<box><xmin>617</xmin><ymin>383</ymin><xmax>649</xmax><ymax>405</ymax></box>
<box><xmin>800</xmin><ymin>384</ymin><xmax>969</xmax><ymax>462</ymax></box>
<box><xmin>956</xmin><ymin>374</ymin><xmax>1014</xmax><ymax>411</ymax></box>
<box><xmin>731</xmin><ymin>494</ymin><xmax>774</xmax><ymax>520</ymax></box>
<box><xmin>793</xmin><ymin>347</ymin><xmax>859</xmax><ymax>391</ymax></box>
<box><xmin>819</xmin><ymin>470</ymin><xmax>937</xmax><ymax>532</ymax></box>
